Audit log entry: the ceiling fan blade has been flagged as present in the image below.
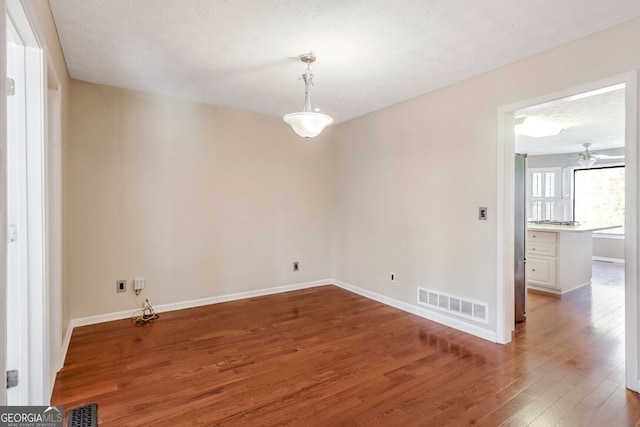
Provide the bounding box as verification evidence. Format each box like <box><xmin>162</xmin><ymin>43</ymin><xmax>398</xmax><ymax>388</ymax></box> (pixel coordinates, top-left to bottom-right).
<box><xmin>595</xmin><ymin>154</ymin><xmax>625</xmax><ymax>159</ymax></box>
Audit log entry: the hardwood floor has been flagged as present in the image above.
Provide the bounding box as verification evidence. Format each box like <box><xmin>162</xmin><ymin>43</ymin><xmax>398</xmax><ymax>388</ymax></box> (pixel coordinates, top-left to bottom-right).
<box><xmin>52</xmin><ymin>262</ymin><xmax>640</xmax><ymax>426</ymax></box>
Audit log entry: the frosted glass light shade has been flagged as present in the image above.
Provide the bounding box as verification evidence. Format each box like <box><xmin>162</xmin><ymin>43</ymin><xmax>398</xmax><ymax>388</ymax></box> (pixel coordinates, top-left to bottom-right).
<box><xmin>578</xmin><ymin>158</ymin><xmax>596</xmax><ymax>167</ymax></box>
<box><xmin>283</xmin><ymin>112</ymin><xmax>333</xmax><ymax>139</ymax></box>
<box><xmin>514</xmin><ymin>117</ymin><xmax>562</xmax><ymax>138</ymax></box>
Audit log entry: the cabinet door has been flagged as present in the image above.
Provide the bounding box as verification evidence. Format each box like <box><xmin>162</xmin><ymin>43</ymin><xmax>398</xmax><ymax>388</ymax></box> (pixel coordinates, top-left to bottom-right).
<box><xmin>527</xmin><ymin>257</ymin><xmax>557</xmax><ymax>288</ymax></box>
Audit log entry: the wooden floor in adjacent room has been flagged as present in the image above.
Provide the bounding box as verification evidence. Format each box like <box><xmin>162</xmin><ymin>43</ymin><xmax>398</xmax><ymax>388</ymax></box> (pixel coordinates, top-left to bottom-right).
<box><xmin>52</xmin><ymin>262</ymin><xmax>640</xmax><ymax>426</ymax></box>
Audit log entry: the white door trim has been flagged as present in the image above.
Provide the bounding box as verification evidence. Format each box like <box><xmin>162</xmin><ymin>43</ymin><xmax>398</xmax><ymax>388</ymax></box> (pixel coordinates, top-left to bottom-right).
<box><xmin>0</xmin><ymin>0</ymin><xmax>8</xmax><ymax>406</ymax></box>
<box><xmin>45</xmin><ymin>66</ymin><xmax>62</xmax><ymax>399</ymax></box>
<box><xmin>15</xmin><ymin>0</ymin><xmax>64</xmax><ymax>402</ymax></box>
<box><xmin>6</xmin><ymin>0</ymin><xmax>48</xmax><ymax>404</ymax></box>
<box><xmin>496</xmin><ymin>72</ymin><xmax>639</xmax><ymax>391</ymax></box>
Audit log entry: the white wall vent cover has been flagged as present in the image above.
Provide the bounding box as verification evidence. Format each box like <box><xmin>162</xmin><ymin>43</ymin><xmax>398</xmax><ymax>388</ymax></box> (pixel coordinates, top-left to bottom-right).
<box><xmin>417</xmin><ymin>287</ymin><xmax>489</xmax><ymax>324</ymax></box>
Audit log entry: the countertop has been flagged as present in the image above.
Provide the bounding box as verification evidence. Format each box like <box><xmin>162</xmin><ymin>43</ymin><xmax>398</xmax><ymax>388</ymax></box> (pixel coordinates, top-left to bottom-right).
<box><xmin>527</xmin><ymin>223</ymin><xmax>622</xmax><ymax>233</ymax></box>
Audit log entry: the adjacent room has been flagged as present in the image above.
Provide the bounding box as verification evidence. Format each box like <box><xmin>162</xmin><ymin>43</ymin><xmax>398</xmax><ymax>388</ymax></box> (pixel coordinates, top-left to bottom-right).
<box><xmin>3</xmin><ymin>0</ymin><xmax>640</xmax><ymax>425</ymax></box>
<box><xmin>514</xmin><ymin>84</ymin><xmax>626</xmax><ymax>300</ymax></box>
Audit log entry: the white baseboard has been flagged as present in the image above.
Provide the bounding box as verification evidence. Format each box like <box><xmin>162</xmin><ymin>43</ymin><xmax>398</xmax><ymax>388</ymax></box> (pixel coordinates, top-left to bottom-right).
<box><xmin>70</xmin><ymin>279</ymin><xmax>331</xmax><ymax>329</ymax></box>
<box><xmin>527</xmin><ymin>284</ymin><xmax>561</xmax><ymax>295</ymax></box>
<box><xmin>333</xmin><ymin>280</ymin><xmax>498</xmax><ymax>343</ymax></box>
<box><xmin>593</xmin><ymin>256</ymin><xmax>625</xmax><ymax>264</ymax></box>
<box><xmin>527</xmin><ymin>281</ymin><xmax>592</xmax><ymax>296</ymax></box>
<box><xmin>70</xmin><ymin>308</ymin><xmax>139</xmax><ymax>329</ymax></box>
<box><xmin>59</xmin><ymin>278</ymin><xmax>500</xmax><ymax>373</ymax></box>
<box><xmin>561</xmin><ymin>281</ymin><xmax>592</xmax><ymax>295</ymax></box>
<box><xmin>60</xmin><ymin>325</ymin><xmax>73</xmax><ymax>372</ymax></box>
<box><xmin>59</xmin><ymin>279</ymin><xmax>332</xmax><ymax>366</ymax></box>
<box><xmin>150</xmin><ymin>279</ymin><xmax>329</xmax><ymax>315</ymax></box>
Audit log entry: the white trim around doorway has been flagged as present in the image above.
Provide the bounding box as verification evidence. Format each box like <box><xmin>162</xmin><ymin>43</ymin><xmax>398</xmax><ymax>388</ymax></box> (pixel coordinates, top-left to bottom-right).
<box><xmin>496</xmin><ymin>71</ymin><xmax>639</xmax><ymax>391</ymax></box>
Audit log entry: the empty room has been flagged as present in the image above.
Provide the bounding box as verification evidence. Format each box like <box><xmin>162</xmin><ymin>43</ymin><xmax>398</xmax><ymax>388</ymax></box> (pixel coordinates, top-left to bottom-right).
<box><xmin>3</xmin><ymin>1</ymin><xmax>640</xmax><ymax>426</ymax></box>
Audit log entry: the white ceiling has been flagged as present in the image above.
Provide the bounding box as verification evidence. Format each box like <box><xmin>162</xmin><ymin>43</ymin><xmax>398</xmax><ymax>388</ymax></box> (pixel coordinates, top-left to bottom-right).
<box><xmin>515</xmin><ymin>86</ymin><xmax>626</xmax><ymax>156</ymax></box>
<box><xmin>48</xmin><ymin>0</ymin><xmax>640</xmax><ymax>124</ymax></box>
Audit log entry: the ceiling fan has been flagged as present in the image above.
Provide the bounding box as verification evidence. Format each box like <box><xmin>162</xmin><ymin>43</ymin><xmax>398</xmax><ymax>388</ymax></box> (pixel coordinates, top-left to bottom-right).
<box><xmin>578</xmin><ymin>143</ymin><xmax>624</xmax><ymax>167</ymax></box>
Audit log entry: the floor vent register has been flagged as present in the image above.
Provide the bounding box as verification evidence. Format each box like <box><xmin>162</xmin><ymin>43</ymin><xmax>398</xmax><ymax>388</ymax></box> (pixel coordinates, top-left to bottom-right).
<box><xmin>66</xmin><ymin>403</ymin><xmax>98</xmax><ymax>427</ymax></box>
<box><xmin>418</xmin><ymin>287</ymin><xmax>489</xmax><ymax>324</ymax></box>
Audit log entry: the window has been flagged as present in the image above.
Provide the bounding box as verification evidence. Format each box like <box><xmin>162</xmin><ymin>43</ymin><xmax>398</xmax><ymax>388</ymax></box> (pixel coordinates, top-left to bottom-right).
<box><xmin>574</xmin><ymin>166</ymin><xmax>625</xmax><ymax>234</ymax></box>
<box><xmin>527</xmin><ymin>167</ymin><xmax>565</xmax><ymax>221</ymax></box>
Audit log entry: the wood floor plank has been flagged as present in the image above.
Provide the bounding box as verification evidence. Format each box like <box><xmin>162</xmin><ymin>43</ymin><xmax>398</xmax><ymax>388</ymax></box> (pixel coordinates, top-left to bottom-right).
<box><xmin>52</xmin><ymin>262</ymin><xmax>640</xmax><ymax>426</ymax></box>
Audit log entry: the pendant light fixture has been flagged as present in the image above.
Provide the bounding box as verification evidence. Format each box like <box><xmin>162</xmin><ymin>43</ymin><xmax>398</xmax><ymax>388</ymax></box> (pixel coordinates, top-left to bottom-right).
<box><xmin>283</xmin><ymin>53</ymin><xmax>333</xmax><ymax>141</ymax></box>
<box><xmin>578</xmin><ymin>143</ymin><xmax>597</xmax><ymax>167</ymax></box>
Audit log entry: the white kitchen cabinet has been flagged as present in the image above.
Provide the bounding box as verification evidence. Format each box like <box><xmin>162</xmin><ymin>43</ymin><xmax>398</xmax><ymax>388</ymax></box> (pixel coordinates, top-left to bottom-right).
<box><xmin>528</xmin><ymin>251</ymin><xmax>557</xmax><ymax>288</ymax></box>
<box><xmin>525</xmin><ymin>224</ymin><xmax>618</xmax><ymax>294</ymax></box>
<box><xmin>527</xmin><ymin>231</ymin><xmax>558</xmax><ymax>290</ymax></box>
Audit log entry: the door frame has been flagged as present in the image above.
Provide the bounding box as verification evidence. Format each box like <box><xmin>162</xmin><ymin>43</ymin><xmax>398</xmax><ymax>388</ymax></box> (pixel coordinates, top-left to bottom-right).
<box><xmin>5</xmin><ymin>0</ymin><xmax>54</xmax><ymax>404</ymax></box>
<box><xmin>496</xmin><ymin>71</ymin><xmax>639</xmax><ymax>391</ymax></box>
<box><xmin>45</xmin><ymin>54</ymin><xmax>63</xmax><ymax>397</ymax></box>
<box><xmin>0</xmin><ymin>0</ymin><xmax>8</xmax><ymax>405</ymax></box>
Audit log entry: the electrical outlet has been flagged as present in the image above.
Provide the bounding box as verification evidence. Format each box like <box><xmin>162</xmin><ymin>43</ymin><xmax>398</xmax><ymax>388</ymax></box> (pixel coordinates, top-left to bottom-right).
<box><xmin>390</xmin><ymin>272</ymin><xmax>396</xmax><ymax>283</ymax></box>
<box><xmin>116</xmin><ymin>280</ymin><xmax>126</xmax><ymax>293</ymax></box>
<box><xmin>293</xmin><ymin>262</ymin><xmax>299</xmax><ymax>272</ymax></box>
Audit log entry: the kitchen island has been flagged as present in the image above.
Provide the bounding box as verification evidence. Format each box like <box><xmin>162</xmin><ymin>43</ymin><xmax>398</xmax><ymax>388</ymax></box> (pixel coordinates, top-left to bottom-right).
<box><xmin>526</xmin><ymin>223</ymin><xmax>620</xmax><ymax>294</ymax></box>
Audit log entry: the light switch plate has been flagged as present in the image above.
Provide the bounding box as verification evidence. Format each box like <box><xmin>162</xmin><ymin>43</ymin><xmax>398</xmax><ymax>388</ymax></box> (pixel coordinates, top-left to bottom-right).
<box><xmin>479</xmin><ymin>207</ymin><xmax>488</xmax><ymax>220</ymax></box>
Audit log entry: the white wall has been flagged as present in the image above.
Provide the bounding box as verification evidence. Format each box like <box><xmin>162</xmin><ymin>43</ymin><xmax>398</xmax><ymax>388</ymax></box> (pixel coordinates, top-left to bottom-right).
<box><xmin>66</xmin><ymin>17</ymin><xmax>640</xmax><ymax>338</ymax></box>
<box><xmin>331</xmin><ymin>17</ymin><xmax>640</xmax><ymax>336</ymax></box>
<box><xmin>67</xmin><ymin>81</ymin><xmax>333</xmax><ymax>318</ymax></box>
<box><xmin>594</xmin><ymin>235</ymin><xmax>625</xmax><ymax>261</ymax></box>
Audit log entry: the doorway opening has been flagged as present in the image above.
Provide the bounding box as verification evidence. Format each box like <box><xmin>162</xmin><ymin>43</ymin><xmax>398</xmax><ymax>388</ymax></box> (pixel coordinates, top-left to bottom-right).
<box><xmin>515</xmin><ymin>84</ymin><xmax>625</xmax><ymax>298</ymax></box>
<box><xmin>497</xmin><ymin>72</ymin><xmax>638</xmax><ymax>392</ymax></box>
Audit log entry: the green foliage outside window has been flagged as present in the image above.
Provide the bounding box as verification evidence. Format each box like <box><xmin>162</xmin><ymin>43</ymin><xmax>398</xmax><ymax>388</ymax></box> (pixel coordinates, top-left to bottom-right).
<box><xmin>574</xmin><ymin>166</ymin><xmax>625</xmax><ymax>234</ymax></box>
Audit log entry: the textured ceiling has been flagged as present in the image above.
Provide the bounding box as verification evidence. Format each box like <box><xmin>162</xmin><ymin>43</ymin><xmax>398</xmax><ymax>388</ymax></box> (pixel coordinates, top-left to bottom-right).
<box><xmin>516</xmin><ymin>86</ymin><xmax>625</xmax><ymax>156</ymax></box>
<box><xmin>49</xmin><ymin>0</ymin><xmax>640</xmax><ymax>124</ymax></box>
